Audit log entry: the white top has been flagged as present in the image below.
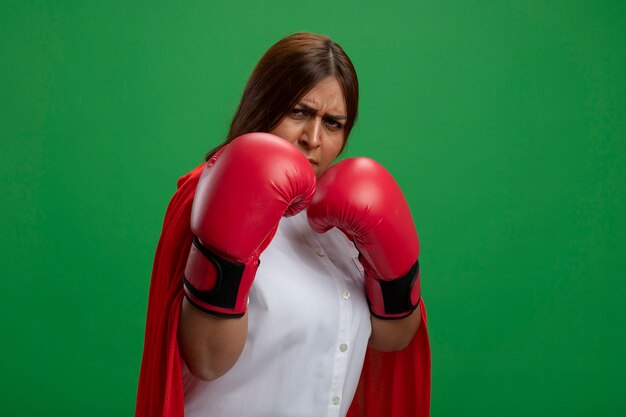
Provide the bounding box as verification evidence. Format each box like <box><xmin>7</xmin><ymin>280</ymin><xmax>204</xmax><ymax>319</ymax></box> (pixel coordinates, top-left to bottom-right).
<box><xmin>182</xmin><ymin>210</ymin><xmax>372</xmax><ymax>417</ymax></box>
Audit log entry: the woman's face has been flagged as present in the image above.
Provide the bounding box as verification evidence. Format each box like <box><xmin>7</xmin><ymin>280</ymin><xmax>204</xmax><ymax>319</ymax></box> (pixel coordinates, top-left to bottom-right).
<box><xmin>270</xmin><ymin>76</ymin><xmax>347</xmax><ymax>177</ymax></box>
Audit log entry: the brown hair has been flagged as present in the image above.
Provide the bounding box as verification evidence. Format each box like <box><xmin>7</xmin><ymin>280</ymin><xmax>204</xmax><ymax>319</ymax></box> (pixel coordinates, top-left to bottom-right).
<box><xmin>205</xmin><ymin>32</ymin><xmax>359</xmax><ymax>160</ymax></box>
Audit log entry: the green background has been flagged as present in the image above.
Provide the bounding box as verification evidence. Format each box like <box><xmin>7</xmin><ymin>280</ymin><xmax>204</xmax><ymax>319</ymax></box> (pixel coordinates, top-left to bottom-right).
<box><xmin>2</xmin><ymin>0</ymin><xmax>625</xmax><ymax>415</ymax></box>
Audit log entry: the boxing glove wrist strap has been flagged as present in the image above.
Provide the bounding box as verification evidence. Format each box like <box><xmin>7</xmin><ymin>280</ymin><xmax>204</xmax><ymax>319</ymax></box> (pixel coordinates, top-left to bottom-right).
<box><xmin>367</xmin><ymin>260</ymin><xmax>421</xmax><ymax>320</ymax></box>
<box><xmin>183</xmin><ymin>236</ymin><xmax>258</xmax><ymax>318</ymax></box>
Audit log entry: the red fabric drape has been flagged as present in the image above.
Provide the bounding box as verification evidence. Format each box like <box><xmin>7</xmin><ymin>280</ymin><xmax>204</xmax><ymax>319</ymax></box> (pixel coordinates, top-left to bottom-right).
<box><xmin>135</xmin><ymin>163</ymin><xmax>431</xmax><ymax>417</ymax></box>
<box><xmin>347</xmin><ymin>301</ymin><xmax>430</xmax><ymax>417</ymax></box>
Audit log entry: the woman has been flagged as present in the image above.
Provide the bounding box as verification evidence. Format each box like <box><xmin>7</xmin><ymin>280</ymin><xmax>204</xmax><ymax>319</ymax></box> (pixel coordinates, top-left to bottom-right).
<box><xmin>136</xmin><ymin>32</ymin><xmax>430</xmax><ymax>417</ymax></box>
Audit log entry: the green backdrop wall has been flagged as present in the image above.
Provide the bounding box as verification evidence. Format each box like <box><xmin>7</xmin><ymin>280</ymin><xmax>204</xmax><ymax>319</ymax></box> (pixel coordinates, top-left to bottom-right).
<box><xmin>2</xmin><ymin>1</ymin><xmax>625</xmax><ymax>415</ymax></box>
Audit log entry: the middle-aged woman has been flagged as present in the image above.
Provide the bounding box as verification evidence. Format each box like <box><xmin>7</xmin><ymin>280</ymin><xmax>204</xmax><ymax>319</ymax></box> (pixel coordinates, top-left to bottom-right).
<box><xmin>136</xmin><ymin>32</ymin><xmax>431</xmax><ymax>417</ymax></box>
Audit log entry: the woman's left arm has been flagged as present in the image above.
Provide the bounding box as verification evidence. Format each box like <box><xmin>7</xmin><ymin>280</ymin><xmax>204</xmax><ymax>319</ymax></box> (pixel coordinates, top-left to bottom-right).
<box><xmin>369</xmin><ymin>307</ymin><xmax>421</xmax><ymax>352</ymax></box>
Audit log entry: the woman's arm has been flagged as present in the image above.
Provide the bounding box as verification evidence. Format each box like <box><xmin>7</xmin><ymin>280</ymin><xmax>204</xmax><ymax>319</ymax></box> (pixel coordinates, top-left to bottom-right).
<box><xmin>178</xmin><ymin>298</ymin><xmax>248</xmax><ymax>381</ymax></box>
<box><xmin>368</xmin><ymin>307</ymin><xmax>421</xmax><ymax>352</ymax></box>
<box><xmin>178</xmin><ymin>134</ymin><xmax>317</xmax><ymax>381</ymax></box>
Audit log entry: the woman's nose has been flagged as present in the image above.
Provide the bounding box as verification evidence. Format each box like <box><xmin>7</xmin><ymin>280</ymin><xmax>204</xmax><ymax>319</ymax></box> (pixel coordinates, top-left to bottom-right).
<box><xmin>299</xmin><ymin>118</ymin><xmax>321</xmax><ymax>149</ymax></box>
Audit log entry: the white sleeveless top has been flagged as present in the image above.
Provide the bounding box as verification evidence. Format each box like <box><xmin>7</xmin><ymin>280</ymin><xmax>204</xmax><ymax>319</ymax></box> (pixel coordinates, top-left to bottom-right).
<box><xmin>182</xmin><ymin>210</ymin><xmax>372</xmax><ymax>417</ymax></box>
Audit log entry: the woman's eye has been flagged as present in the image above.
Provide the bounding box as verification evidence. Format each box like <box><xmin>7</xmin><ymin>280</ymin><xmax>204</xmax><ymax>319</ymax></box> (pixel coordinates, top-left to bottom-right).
<box><xmin>325</xmin><ymin>119</ymin><xmax>343</xmax><ymax>130</ymax></box>
<box><xmin>290</xmin><ymin>108</ymin><xmax>306</xmax><ymax>118</ymax></box>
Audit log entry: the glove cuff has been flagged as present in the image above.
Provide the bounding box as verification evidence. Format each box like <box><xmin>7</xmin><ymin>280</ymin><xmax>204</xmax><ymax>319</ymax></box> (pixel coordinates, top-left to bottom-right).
<box><xmin>366</xmin><ymin>260</ymin><xmax>421</xmax><ymax>320</ymax></box>
<box><xmin>183</xmin><ymin>236</ymin><xmax>258</xmax><ymax>318</ymax></box>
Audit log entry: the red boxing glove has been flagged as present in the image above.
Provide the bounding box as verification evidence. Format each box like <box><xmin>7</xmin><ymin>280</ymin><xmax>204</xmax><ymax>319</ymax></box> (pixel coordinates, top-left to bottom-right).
<box><xmin>184</xmin><ymin>133</ymin><xmax>316</xmax><ymax>317</ymax></box>
<box><xmin>307</xmin><ymin>158</ymin><xmax>420</xmax><ymax>319</ymax></box>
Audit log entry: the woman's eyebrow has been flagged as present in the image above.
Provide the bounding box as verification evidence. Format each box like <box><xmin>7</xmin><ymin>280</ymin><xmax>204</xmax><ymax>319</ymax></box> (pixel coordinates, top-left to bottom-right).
<box><xmin>297</xmin><ymin>101</ymin><xmax>347</xmax><ymax>120</ymax></box>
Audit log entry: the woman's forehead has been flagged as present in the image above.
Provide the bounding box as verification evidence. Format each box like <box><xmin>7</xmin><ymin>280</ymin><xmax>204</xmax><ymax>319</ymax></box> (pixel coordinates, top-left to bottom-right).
<box><xmin>299</xmin><ymin>77</ymin><xmax>347</xmax><ymax>117</ymax></box>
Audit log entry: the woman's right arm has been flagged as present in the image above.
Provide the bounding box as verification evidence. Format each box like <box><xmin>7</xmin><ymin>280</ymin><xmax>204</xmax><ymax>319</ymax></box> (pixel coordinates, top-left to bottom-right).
<box><xmin>178</xmin><ymin>299</ymin><xmax>248</xmax><ymax>381</ymax></box>
<box><xmin>178</xmin><ymin>134</ymin><xmax>316</xmax><ymax>380</ymax></box>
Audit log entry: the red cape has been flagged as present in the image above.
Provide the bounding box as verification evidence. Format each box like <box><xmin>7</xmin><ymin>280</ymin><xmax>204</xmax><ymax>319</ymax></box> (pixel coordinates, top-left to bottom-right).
<box><xmin>135</xmin><ymin>163</ymin><xmax>431</xmax><ymax>417</ymax></box>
